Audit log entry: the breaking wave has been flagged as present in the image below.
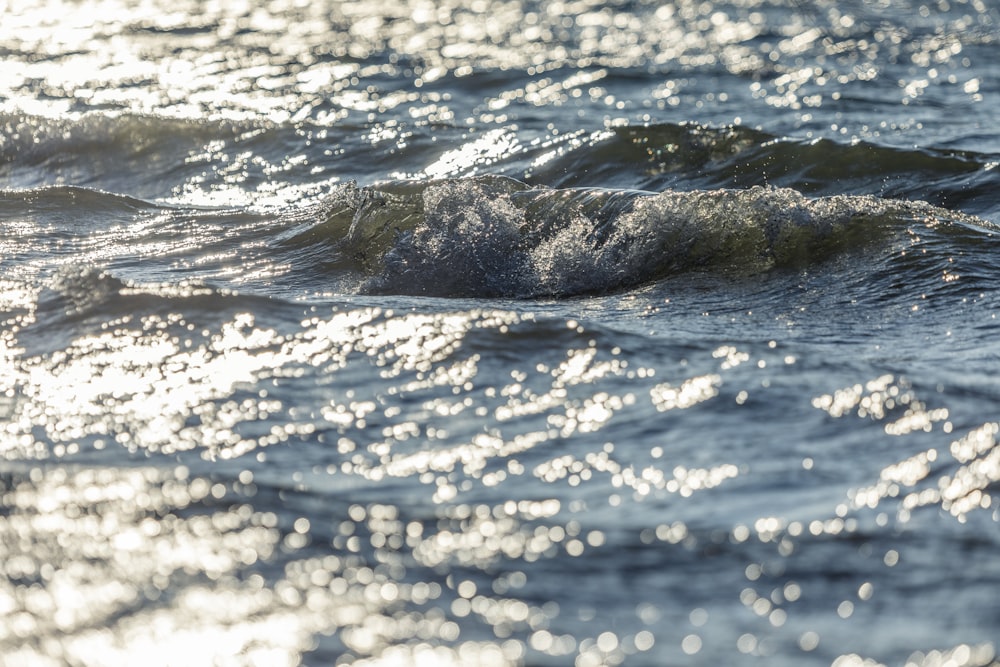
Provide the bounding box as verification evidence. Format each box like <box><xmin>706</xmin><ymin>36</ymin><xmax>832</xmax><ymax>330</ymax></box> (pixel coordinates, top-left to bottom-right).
<box><xmin>285</xmin><ymin>175</ymin><xmax>992</xmax><ymax>298</ymax></box>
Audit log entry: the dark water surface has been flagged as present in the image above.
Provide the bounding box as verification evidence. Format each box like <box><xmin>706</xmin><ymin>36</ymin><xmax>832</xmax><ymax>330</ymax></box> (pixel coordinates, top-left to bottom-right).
<box><xmin>3</xmin><ymin>1</ymin><xmax>1000</xmax><ymax>665</ymax></box>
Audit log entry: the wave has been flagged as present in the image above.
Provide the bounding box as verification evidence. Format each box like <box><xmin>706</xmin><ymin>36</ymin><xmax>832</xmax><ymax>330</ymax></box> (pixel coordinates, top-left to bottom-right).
<box><xmin>284</xmin><ymin>175</ymin><xmax>994</xmax><ymax>299</ymax></box>
<box><xmin>0</xmin><ymin>184</ymin><xmax>157</xmax><ymax>214</ymax></box>
<box><xmin>5</xmin><ymin>176</ymin><xmax>994</xmax><ymax>302</ymax></box>
<box><xmin>5</xmin><ymin>113</ymin><xmax>998</xmax><ymax>302</ymax></box>
<box><xmin>0</xmin><ymin>112</ymin><xmax>307</xmax><ymax>203</ymax></box>
<box><xmin>524</xmin><ymin>123</ymin><xmax>1000</xmax><ymax>204</ymax></box>
<box><xmin>7</xmin><ymin>112</ymin><xmax>999</xmax><ymax>209</ymax></box>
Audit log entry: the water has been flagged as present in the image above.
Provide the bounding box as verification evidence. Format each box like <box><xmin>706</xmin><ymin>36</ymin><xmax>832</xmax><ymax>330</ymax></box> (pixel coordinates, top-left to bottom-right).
<box><xmin>2</xmin><ymin>1</ymin><xmax>1000</xmax><ymax>665</ymax></box>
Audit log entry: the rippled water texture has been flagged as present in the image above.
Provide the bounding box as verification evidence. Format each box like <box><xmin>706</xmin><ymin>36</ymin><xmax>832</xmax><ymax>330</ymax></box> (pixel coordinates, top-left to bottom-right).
<box><xmin>2</xmin><ymin>1</ymin><xmax>1000</xmax><ymax>666</ymax></box>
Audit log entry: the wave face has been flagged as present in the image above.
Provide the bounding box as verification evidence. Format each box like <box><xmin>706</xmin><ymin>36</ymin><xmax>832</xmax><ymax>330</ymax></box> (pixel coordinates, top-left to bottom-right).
<box><xmin>278</xmin><ymin>176</ymin><xmax>988</xmax><ymax>298</ymax></box>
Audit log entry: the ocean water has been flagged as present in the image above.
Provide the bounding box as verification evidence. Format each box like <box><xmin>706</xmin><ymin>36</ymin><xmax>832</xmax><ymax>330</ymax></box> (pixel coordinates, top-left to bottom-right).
<box><xmin>2</xmin><ymin>0</ymin><xmax>1000</xmax><ymax>665</ymax></box>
